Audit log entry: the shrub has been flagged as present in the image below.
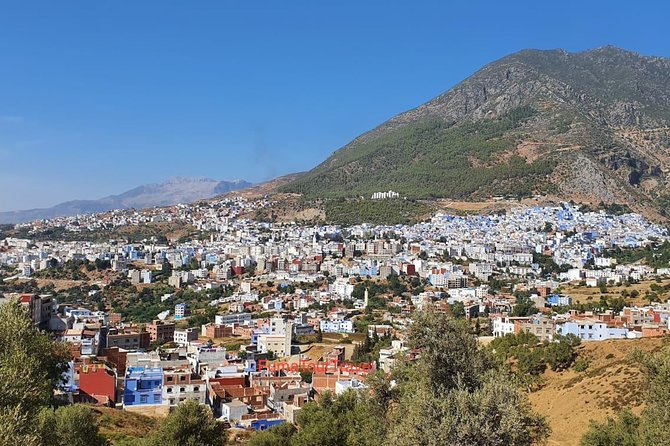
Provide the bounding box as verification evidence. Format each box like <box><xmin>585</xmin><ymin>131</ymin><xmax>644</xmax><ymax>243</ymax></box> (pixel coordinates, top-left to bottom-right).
<box><xmin>574</xmin><ymin>359</ymin><xmax>589</xmax><ymax>372</ymax></box>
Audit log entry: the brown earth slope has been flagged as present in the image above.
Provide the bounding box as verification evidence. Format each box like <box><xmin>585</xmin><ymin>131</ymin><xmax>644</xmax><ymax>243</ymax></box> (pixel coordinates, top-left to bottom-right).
<box><xmin>529</xmin><ymin>337</ymin><xmax>665</xmax><ymax>445</ymax></box>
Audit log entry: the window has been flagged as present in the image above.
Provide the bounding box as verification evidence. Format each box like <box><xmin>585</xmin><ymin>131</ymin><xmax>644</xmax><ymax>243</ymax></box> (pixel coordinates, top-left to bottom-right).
<box><xmin>140</xmin><ymin>395</ymin><xmax>148</xmax><ymax>404</ymax></box>
<box><xmin>167</xmin><ymin>388</ymin><xmax>172</xmax><ymax>393</ymax></box>
<box><xmin>167</xmin><ymin>376</ymin><xmax>173</xmax><ymax>382</ymax></box>
<box><xmin>180</xmin><ymin>376</ymin><xmax>186</xmax><ymax>382</ymax></box>
<box><xmin>180</xmin><ymin>387</ymin><xmax>186</xmax><ymax>392</ymax></box>
<box><xmin>193</xmin><ymin>386</ymin><xmax>200</xmax><ymax>392</ymax></box>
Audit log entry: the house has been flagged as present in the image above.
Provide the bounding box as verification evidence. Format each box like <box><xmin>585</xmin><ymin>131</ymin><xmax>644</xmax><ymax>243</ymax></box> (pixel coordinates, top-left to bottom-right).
<box><xmin>174</xmin><ymin>303</ymin><xmax>189</xmax><ymax>320</ymax></box>
<box><xmin>268</xmin><ymin>380</ymin><xmax>309</xmax><ymax>409</ymax></box>
<box><xmin>77</xmin><ymin>363</ymin><xmax>116</xmax><ymax>406</ymax></box>
<box><xmin>546</xmin><ymin>294</ymin><xmax>573</xmax><ymax>307</ymax></box>
<box><xmin>124</xmin><ymin>367</ymin><xmax>163</xmax><ymax>407</ymax></box>
<box><xmin>335</xmin><ymin>377</ymin><xmax>368</xmax><ymax>395</ymax></box>
<box><xmin>107</xmin><ymin>329</ymin><xmax>151</xmax><ymax>350</ymax></box>
<box><xmin>240</xmin><ymin>413</ymin><xmax>286</xmax><ymax>431</ymax></box>
<box><xmin>320</xmin><ymin>318</ymin><xmax>354</xmax><ymax>334</ymax></box>
<box><xmin>215</xmin><ymin>312</ymin><xmax>252</xmax><ymax>326</ymax></box>
<box><xmin>379</xmin><ymin>340</ymin><xmax>409</xmax><ymax>373</ymax></box>
<box><xmin>220</xmin><ymin>399</ymin><xmax>249</xmax><ymax>422</ymax></box>
<box><xmin>492</xmin><ymin>316</ymin><xmax>529</xmax><ymax>337</ymax></box>
<box><xmin>208</xmin><ymin>382</ymin><xmax>269</xmax><ymax>417</ymax></box>
<box><xmin>202</xmin><ymin>323</ymin><xmax>234</xmax><ymax>339</ymax></box>
<box><xmin>519</xmin><ymin>316</ymin><xmax>557</xmax><ymax>342</ymax></box>
<box><xmin>282</xmin><ymin>395</ymin><xmax>308</xmax><ymax>424</ymax></box>
<box><xmin>557</xmin><ymin>320</ymin><xmax>629</xmax><ymax>341</ymax></box>
<box><xmin>173</xmin><ymin>327</ymin><xmax>199</xmax><ymax>345</ymax></box>
<box><xmin>162</xmin><ymin>368</ymin><xmax>206</xmax><ymax>411</ymax></box>
<box><xmin>257</xmin><ymin>318</ymin><xmax>293</xmax><ymax>357</ymax></box>
<box><xmin>19</xmin><ymin>293</ymin><xmax>54</xmax><ymax>328</ymax></box>
<box><xmin>147</xmin><ymin>320</ymin><xmax>175</xmax><ymax>343</ymax></box>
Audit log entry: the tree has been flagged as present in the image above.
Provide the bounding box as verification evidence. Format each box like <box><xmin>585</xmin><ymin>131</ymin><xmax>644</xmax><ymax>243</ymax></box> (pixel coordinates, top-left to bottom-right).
<box><xmin>0</xmin><ymin>300</ymin><xmax>106</xmax><ymax>446</ymax></box>
<box><xmin>580</xmin><ymin>345</ymin><xmax>670</xmax><ymax>445</ymax></box>
<box><xmin>408</xmin><ymin>310</ymin><xmax>496</xmax><ymax>393</ymax></box>
<box><xmin>450</xmin><ymin>301</ymin><xmax>466</xmax><ymax>319</ymax></box>
<box><xmin>388</xmin><ymin>373</ymin><xmax>550</xmax><ymax>446</ymax></box>
<box><xmin>581</xmin><ymin>410</ymin><xmax>640</xmax><ymax>446</ymax></box>
<box><xmin>546</xmin><ymin>335</ymin><xmax>579</xmax><ymax>371</ymax></box>
<box><xmin>0</xmin><ymin>406</ymin><xmax>40</xmax><ymax>446</ymax></box>
<box><xmin>638</xmin><ymin>344</ymin><xmax>670</xmax><ymax>443</ymax></box>
<box><xmin>511</xmin><ymin>292</ymin><xmax>538</xmax><ymax>317</ymax></box>
<box><xmin>0</xmin><ymin>300</ymin><xmax>70</xmax><ymax>414</ymax></box>
<box><xmin>249</xmin><ymin>422</ymin><xmax>297</xmax><ymax>446</ymax></box>
<box><xmin>147</xmin><ymin>400</ymin><xmax>225</xmax><ymax>446</ymax></box>
<box><xmin>388</xmin><ymin>310</ymin><xmax>549</xmax><ymax>445</ymax></box>
<box><xmin>37</xmin><ymin>405</ymin><xmax>108</xmax><ymax>446</ymax></box>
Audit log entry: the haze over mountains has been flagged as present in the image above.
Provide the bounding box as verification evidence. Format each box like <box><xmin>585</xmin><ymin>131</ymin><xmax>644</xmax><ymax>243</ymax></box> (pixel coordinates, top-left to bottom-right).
<box><xmin>281</xmin><ymin>46</ymin><xmax>670</xmax><ymax>215</ymax></box>
<box><xmin>0</xmin><ymin>177</ymin><xmax>252</xmax><ymax>224</ymax></box>
<box><xmin>7</xmin><ymin>46</ymin><xmax>670</xmax><ymax>225</ymax></box>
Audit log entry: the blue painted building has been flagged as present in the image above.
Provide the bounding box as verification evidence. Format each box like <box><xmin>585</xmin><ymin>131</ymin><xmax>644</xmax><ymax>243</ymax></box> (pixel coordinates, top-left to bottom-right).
<box><xmin>359</xmin><ymin>266</ymin><xmax>378</xmax><ymax>276</ymax></box>
<box><xmin>546</xmin><ymin>294</ymin><xmax>573</xmax><ymax>307</ymax></box>
<box><xmin>124</xmin><ymin>367</ymin><xmax>163</xmax><ymax>406</ymax></box>
<box><xmin>251</xmin><ymin>418</ymin><xmax>285</xmax><ymax>431</ymax></box>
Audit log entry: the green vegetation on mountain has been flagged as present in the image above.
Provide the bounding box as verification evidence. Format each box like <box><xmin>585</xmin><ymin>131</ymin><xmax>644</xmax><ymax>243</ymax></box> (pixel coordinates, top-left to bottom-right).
<box><xmin>285</xmin><ymin>106</ymin><xmax>555</xmax><ymax>200</ymax></box>
<box><xmin>280</xmin><ymin>47</ymin><xmax>670</xmax><ymax>216</ymax></box>
<box><xmin>324</xmin><ymin>198</ymin><xmax>431</xmax><ymax>225</ymax></box>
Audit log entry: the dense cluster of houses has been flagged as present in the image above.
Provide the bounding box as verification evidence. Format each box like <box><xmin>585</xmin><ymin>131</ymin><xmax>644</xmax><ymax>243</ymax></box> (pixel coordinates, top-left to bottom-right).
<box><xmin>0</xmin><ymin>291</ymin><xmax>373</xmax><ymax>428</ymax></box>
<box><xmin>1</xmin><ymin>201</ymin><xmax>670</xmax><ymax>427</ymax></box>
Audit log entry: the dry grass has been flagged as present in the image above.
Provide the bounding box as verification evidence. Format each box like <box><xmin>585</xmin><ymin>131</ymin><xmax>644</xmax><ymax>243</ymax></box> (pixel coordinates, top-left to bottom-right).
<box><xmin>529</xmin><ymin>337</ymin><xmax>665</xmax><ymax>446</ymax></box>
<box><xmin>94</xmin><ymin>406</ymin><xmax>159</xmax><ymax>444</ymax></box>
<box><xmin>561</xmin><ymin>278</ymin><xmax>670</xmax><ymax>305</ymax></box>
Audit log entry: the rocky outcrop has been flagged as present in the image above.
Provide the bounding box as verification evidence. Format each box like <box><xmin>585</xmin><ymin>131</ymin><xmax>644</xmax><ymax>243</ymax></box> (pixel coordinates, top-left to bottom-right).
<box><xmin>284</xmin><ymin>46</ymin><xmax>670</xmax><ymax>214</ymax></box>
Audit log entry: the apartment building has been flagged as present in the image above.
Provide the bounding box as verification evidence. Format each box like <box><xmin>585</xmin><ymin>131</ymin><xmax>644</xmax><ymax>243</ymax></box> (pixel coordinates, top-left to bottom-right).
<box><xmin>147</xmin><ymin>320</ymin><xmax>175</xmax><ymax>343</ymax></box>
<box><xmin>163</xmin><ymin>368</ymin><xmax>206</xmax><ymax>410</ymax></box>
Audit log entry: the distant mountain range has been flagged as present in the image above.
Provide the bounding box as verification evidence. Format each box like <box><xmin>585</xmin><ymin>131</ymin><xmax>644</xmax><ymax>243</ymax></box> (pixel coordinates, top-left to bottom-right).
<box><xmin>0</xmin><ymin>177</ymin><xmax>252</xmax><ymax>224</ymax></box>
<box><xmin>280</xmin><ymin>46</ymin><xmax>670</xmax><ymax>217</ymax></box>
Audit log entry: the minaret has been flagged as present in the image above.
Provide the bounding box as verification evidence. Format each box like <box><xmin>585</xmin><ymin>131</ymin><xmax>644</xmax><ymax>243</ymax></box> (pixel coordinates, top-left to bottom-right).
<box><xmin>364</xmin><ymin>288</ymin><xmax>369</xmax><ymax>309</ymax></box>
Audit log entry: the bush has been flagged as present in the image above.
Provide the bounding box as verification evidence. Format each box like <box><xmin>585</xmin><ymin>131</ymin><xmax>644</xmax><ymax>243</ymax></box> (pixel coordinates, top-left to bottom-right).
<box><xmin>574</xmin><ymin>359</ymin><xmax>589</xmax><ymax>372</ymax></box>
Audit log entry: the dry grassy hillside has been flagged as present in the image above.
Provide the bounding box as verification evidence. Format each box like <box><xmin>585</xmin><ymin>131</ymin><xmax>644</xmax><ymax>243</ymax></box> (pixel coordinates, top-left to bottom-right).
<box><xmin>529</xmin><ymin>337</ymin><xmax>666</xmax><ymax>445</ymax></box>
<box><xmin>94</xmin><ymin>406</ymin><xmax>159</xmax><ymax>445</ymax></box>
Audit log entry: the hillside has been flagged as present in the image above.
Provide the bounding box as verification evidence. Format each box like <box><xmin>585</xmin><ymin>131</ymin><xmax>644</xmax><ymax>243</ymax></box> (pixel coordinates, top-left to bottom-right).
<box><xmin>530</xmin><ymin>337</ymin><xmax>665</xmax><ymax>445</ymax></box>
<box><xmin>281</xmin><ymin>46</ymin><xmax>670</xmax><ymax>216</ymax></box>
<box><xmin>0</xmin><ymin>177</ymin><xmax>252</xmax><ymax>224</ymax></box>
<box><xmin>87</xmin><ymin>338</ymin><xmax>665</xmax><ymax>446</ymax></box>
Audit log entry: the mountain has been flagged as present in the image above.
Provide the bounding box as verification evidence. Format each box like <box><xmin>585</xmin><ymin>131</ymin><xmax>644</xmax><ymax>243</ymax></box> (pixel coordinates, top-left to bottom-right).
<box><xmin>0</xmin><ymin>177</ymin><xmax>252</xmax><ymax>224</ymax></box>
<box><xmin>281</xmin><ymin>46</ymin><xmax>670</xmax><ymax>215</ymax></box>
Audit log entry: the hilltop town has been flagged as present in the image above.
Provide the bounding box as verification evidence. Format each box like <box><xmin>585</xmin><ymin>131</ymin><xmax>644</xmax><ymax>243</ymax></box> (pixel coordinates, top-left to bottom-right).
<box><xmin>2</xmin><ymin>196</ymin><xmax>670</xmax><ymax>443</ymax></box>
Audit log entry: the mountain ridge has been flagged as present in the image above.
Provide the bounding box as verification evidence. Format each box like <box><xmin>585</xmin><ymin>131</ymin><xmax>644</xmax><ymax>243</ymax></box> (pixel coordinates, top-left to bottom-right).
<box><xmin>280</xmin><ymin>46</ymin><xmax>670</xmax><ymax>217</ymax></box>
<box><xmin>0</xmin><ymin>177</ymin><xmax>253</xmax><ymax>224</ymax></box>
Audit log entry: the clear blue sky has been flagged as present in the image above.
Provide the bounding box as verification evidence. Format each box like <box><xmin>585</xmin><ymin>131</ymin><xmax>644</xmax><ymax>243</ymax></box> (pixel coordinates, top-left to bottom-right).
<box><xmin>1</xmin><ymin>0</ymin><xmax>668</xmax><ymax>211</ymax></box>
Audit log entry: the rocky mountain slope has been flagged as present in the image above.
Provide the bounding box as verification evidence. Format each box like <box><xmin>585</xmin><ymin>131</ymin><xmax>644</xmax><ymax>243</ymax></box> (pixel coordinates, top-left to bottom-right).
<box><xmin>0</xmin><ymin>177</ymin><xmax>252</xmax><ymax>224</ymax></box>
<box><xmin>281</xmin><ymin>46</ymin><xmax>670</xmax><ymax>215</ymax></box>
